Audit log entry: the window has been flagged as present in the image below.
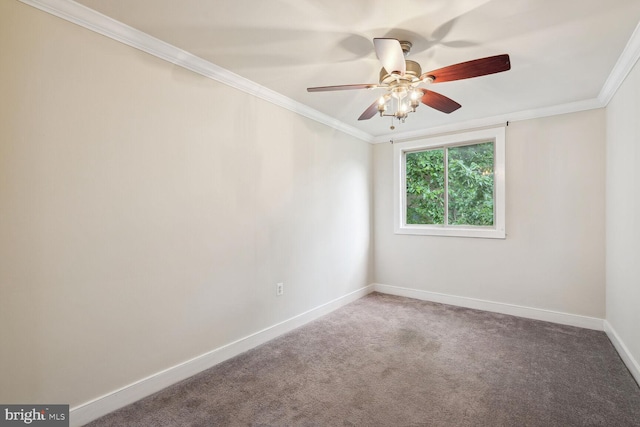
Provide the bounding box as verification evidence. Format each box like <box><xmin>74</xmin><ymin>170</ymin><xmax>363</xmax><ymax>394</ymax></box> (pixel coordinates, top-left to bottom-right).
<box><xmin>394</xmin><ymin>127</ymin><xmax>505</xmax><ymax>238</ymax></box>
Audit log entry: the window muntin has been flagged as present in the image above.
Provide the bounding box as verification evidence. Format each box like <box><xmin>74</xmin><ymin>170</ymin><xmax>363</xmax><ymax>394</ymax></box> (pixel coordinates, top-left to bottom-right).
<box><xmin>394</xmin><ymin>127</ymin><xmax>505</xmax><ymax>239</ymax></box>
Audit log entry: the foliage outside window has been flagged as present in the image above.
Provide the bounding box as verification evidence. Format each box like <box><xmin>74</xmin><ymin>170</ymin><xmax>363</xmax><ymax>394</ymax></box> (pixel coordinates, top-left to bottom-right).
<box><xmin>406</xmin><ymin>141</ymin><xmax>494</xmax><ymax>226</ymax></box>
<box><xmin>394</xmin><ymin>127</ymin><xmax>505</xmax><ymax>239</ymax></box>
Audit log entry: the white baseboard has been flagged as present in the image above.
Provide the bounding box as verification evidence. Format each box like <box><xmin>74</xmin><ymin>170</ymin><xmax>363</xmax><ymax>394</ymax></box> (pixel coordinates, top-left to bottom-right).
<box><xmin>373</xmin><ymin>283</ymin><xmax>604</xmax><ymax>331</ymax></box>
<box><xmin>70</xmin><ymin>284</ymin><xmax>374</xmax><ymax>426</ymax></box>
<box><xmin>604</xmin><ymin>320</ymin><xmax>640</xmax><ymax>386</ymax></box>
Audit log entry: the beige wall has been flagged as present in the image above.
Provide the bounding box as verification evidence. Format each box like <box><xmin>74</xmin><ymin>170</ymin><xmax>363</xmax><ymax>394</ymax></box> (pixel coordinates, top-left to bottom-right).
<box><xmin>606</xmin><ymin>59</ymin><xmax>640</xmax><ymax>367</ymax></box>
<box><xmin>0</xmin><ymin>1</ymin><xmax>372</xmax><ymax>407</ymax></box>
<box><xmin>374</xmin><ymin>110</ymin><xmax>606</xmax><ymax>318</ymax></box>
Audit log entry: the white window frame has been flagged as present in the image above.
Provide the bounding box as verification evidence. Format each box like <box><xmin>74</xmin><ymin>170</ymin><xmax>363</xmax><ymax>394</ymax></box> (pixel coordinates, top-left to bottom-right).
<box><xmin>394</xmin><ymin>127</ymin><xmax>506</xmax><ymax>239</ymax></box>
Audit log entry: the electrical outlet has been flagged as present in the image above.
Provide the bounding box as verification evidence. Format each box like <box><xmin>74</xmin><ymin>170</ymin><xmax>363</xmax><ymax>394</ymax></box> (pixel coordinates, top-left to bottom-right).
<box><xmin>276</xmin><ymin>282</ymin><xmax>284</xmax><ymax>296</ymax></box>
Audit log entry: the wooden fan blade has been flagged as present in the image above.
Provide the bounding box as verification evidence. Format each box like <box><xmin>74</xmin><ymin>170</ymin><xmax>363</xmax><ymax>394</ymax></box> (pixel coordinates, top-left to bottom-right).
<box><xmin>307</xmin><ymin>83</ymin><xmax>379</xmax><ymax>92</ymax></box>
<box><xmin>373</xmin><ymin>38</ymin><xmax>406</xmax><ymax>75</ymax></box>
<box><xmin>358</xmin><ymin>100</ymin><xmax>381</xmax><ymax>121</ymax></box>
<box><xmin>420</xmin><ymin>54</ymin><xmax>511</xmax><ymax>83</ymax></box>
<box><xmin>420</xmin><ymin>89</ymin><xmax>461</xmax><ymax>114</ymax></box>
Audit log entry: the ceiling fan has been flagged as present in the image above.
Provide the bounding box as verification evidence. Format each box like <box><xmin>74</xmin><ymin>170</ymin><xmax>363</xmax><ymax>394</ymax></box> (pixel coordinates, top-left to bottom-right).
<box><xmin>307</xmin><ymin>38</ymin><xmax>511</xmax><ymax>129</ymax></box>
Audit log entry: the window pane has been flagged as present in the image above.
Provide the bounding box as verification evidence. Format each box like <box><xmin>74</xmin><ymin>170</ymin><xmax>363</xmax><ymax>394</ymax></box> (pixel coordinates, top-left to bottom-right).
<box><xmin>447</xmin><ymin>142</ymin><xmax>494</xmax><ymax>226</ymax></box>
<box><xmin>405</xmin><ymin>149</ymin><xmax>445</xmax><ymax>224</ymax></box>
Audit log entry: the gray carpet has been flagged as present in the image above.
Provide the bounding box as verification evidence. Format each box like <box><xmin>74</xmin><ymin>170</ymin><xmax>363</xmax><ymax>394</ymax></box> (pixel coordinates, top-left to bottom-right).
<box><xmin>86</xmin><ymin>293</ymin><xmax>640</xmax><ymax>426</ymax></box>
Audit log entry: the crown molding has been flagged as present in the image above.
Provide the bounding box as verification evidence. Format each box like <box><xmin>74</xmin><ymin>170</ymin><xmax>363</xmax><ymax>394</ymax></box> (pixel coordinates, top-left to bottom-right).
<box><xmin>371</xmin><ymin>97</ymin><xmax>604</xmax><ymax>144</ymax></box>
<box><xmin>598</xmin><ymin>19</ymin><xmax>640</xmax><ymax>106</ymax></box>
<box><xmin>18</xmin><ymin>0</ymin><xmax>374</xmax><ymax>143</ymax></box>
<box><xmin>18</xmin><ymin>0</ymin><xmax>639</xmax><ymax>145</ymax></box>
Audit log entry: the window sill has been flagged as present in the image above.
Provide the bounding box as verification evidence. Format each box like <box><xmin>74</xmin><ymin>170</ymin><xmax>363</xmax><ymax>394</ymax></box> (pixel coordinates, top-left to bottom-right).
<box><xmin>395</xmin><ymin>224</ymin><xmax>506</xmax><ymax>239</ymax></box>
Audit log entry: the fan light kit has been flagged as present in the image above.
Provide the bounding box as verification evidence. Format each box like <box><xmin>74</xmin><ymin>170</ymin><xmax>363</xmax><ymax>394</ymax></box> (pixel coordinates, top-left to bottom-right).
<box><xmin>308</xmin><ymin>38</ymin><xmax>511</xmax><ymax>130</ymax></box>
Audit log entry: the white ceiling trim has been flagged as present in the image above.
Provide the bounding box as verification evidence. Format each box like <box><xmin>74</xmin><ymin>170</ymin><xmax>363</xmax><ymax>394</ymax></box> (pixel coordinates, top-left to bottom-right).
<box><xmin>372</xmin><ymin>98</ymin><xmax>604</xmax><ymax>144</ymax></box>
<box><xmin>18</xmin><ymin>0</ymin><xmax>374</xmax><ymax>143</ymax></box>
<box><xmin>598</xmin><ymin>19</ymin><xmax>640</xmax><ymax>106</ymax></box>
<box><xmin>18</xmin><ymin>0</ymin><xmax>640</xmax><ymax>145</ymax></box>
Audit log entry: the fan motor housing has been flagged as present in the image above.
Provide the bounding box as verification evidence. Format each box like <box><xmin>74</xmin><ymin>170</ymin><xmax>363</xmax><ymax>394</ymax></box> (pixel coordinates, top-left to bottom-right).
<box><xmin>379</xmin><ymin>60</ymin><xmax>422</xmax><ymax>85</ymax></box>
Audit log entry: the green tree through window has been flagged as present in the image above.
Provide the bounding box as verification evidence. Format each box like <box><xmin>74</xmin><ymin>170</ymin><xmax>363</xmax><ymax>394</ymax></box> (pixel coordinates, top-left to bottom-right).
<box><xmin>406</xmin><ymin>149</ymin><xmax>445</xmax><ymax>224</ymax></box>
<box><xmin>406</xmin><ymin>141</ymin><xmax>494</xmax><ymax>226</ymax></box>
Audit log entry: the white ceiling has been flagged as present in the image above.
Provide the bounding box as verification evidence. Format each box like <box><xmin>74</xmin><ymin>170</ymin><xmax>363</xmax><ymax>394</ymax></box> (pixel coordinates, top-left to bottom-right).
<box><xmin>66</xmin><ymin>0</ymin><xmax>640</xmax><ymax>139</ymax></box>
